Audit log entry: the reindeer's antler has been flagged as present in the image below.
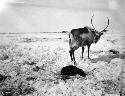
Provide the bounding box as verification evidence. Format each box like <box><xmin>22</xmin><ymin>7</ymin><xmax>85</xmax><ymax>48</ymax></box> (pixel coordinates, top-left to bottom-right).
<box><xmin>101</xmin><ymin>17</ymin><xmax>109</xmax><ymax>32</ymax></box>
<box><xmin>91</xmin><ymin>15</ymin><xmax>96</xmax><ymax>30</ymax></box>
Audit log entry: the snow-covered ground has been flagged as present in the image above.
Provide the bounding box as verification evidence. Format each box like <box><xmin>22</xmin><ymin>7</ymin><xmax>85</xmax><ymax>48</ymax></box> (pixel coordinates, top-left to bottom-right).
<box><xmin>0</xmin><ymin>31</ymin><xmax>125</xmax><ymax>96</ymax></box>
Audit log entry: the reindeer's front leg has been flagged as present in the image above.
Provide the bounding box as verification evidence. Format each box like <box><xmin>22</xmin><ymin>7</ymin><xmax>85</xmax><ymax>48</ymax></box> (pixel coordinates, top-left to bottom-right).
<box><xmin>82</xmin><ymin>47</ymin><xmax>84</xmax><ymax>59</ymax></box>
<box><xmin>71</xmin><ymin>45</ymin><xmax>80</xmax><ymax>65</ymax></box>
<box><xmin>87</xmin><ymin>45</ymin><xmax>91</xmax><ymax>59</ymax></box>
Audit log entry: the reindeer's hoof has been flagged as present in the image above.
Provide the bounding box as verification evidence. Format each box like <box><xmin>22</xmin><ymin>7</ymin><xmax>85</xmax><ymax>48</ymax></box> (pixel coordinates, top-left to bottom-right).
<box><xmin>88</xmin><ymin>57</ymin><xmax>91</xmax><ymax>60</ymax></box>
<box><xmin>71</xmin><ymin>61</ymin><xmax>77</xmax><ymax>65</ymax></box>
<box><xmin>74</xmin><ymin>62</ymin><xmax>77</xmax><ymax>65</ymax></box>
<box><xmin>80</xmin><ymin>56</ymin><xmax>83</xmax><ymax>60</ymax></box>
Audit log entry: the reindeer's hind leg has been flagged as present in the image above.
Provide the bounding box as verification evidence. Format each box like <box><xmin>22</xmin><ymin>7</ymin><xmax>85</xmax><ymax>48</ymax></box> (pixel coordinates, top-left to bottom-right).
<box><xmin>69</xmin><ymin>48</ymin><xmax>76</xmax><ymax>64</ymax></box>
<box><xmin>69</xmin><ymin>46</ymin><xmax>79</xmax><ymax>65</ymax></box>
<box><xmin>72</xmin><ymin>50</ymin><xmax>76</xmax><ymax>63</ymax></box>
<box><xmin>69</xmin><ymin>48</ymin><xmax>73</xmax><ymax>61</ymax></box>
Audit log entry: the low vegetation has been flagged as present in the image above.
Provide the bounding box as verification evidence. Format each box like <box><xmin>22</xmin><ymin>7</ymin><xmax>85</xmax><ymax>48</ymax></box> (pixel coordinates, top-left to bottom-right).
<box><xmin>0</xmin><ymin>33</ymin><xmax>124</xmax><ymax>96</ymax></box>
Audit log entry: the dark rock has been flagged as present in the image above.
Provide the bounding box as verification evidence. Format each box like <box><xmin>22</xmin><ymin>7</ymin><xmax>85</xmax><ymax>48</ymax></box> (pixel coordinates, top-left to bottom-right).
<box><xmin>32</xmin><ymin>66</ymin><xmax>40</xmax><ymax>72</ymax></box>
<box><xmin>2</xmin><ymin>89</ymin><xmax>14</xmax><ymax>96</ymax></box>
<box><xmin>23</xmin><ymin>87</ymin><xmax>35</xmax><ymax>95</ymax></box>
<box><xmin>109</xmin><ymin>49</ymin><xmax>119</xmax><ymax>54</ymax></box>
<box><xmin>30</xmin><ymin>62</ymin><xmax>36</xmax><ymax>65</ymax></box>
<box><xmin>0</xmin><ymin>74</ymin><xmax>10</xmax><ymax>82</ymax></box>
<box><xmin>26</xmin><ymin>77</ymin><xmax>36</xmax><ymax>81</ymax></box>
<box><xmin>25</xmin><ymin>61</ymin><xmax>36</xmax><ymax>65</ymax></box>
<box><xmin>0</xmin><ymin>55</ymin><xmax>9</xmax><ymax>60</ymax></box>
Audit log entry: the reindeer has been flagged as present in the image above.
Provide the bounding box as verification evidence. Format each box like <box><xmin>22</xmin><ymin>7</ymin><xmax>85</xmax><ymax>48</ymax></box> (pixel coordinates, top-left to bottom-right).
<box><xmin>69</xmin><ymin>15</ymin><xmax>109</xmax><ymax>64</ymax></box>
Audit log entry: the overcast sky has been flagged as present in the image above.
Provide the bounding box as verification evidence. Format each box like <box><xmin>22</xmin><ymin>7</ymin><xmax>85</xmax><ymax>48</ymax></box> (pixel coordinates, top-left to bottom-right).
<box><xmin>0</xmin><ymin>0</ymin><xmax>124</xmax><ymax>33</ymax></box>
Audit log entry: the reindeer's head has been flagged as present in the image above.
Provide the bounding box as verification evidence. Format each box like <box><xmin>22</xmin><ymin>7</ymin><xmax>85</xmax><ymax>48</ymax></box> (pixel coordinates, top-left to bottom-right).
<box><xmin>91</xmin><ymin>15</ymin><xmax>109</xmax><ymax>43</ymax></box>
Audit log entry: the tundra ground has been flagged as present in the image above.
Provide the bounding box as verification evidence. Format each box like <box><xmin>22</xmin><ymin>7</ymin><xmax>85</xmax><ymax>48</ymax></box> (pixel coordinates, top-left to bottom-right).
<box><xmin>0</xmin><ymin>31</ymin><xmax>125</xmax><ymax>96</ymax></box>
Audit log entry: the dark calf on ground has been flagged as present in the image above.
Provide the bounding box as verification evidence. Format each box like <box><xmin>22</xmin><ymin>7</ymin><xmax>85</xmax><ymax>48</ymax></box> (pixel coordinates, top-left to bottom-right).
<box><xmin>60</xmin><ymin>65</ymin><xmax>87</xmax><ymax>80</ymax></box>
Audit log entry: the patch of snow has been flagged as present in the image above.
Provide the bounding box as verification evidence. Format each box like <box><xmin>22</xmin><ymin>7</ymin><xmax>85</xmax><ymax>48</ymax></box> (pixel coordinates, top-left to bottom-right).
<box><xmin>94</xmin><ymin>58</ymin><xmax>123</xmax><ymax>81</ymax></box>
<box><xmin>91</xmin><ymin>39</ymin><xmax>113</xmax><ymax>52</ymax></box>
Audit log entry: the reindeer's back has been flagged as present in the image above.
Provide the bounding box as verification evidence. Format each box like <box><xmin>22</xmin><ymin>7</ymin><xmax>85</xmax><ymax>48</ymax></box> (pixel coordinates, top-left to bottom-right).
<box><xmin>71</xmin><ymin>27</ymin><xmax>89</xmax><ymax>36</ymax></box>
<box><xmin>69</xmin><ymin>26</ymin><xmax>95</xmax><ymax>47</ymax></box>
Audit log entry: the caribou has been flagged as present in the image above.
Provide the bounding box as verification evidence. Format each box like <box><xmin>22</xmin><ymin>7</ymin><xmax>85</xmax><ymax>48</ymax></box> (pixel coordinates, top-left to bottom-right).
<box><xmin>69</xmin><ymin>15</ymin><xmax>109</xmax><ymax>64</ymax></box>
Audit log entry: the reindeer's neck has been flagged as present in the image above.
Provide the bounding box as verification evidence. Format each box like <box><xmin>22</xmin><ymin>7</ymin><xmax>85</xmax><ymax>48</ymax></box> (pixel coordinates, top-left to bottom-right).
<box><xmin>94</xmin><ymin>32</ymin><xmax>103</xmax><ymax>43</ymax></box>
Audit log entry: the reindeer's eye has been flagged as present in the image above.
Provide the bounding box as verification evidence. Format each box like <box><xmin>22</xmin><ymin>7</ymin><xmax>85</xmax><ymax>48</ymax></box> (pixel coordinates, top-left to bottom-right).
<box><xmin>91</xmin><ymin>31</ymin><xmax>95</xmax><ymax>34</ymax></box>
<box><xmin>100</xmin><ymin>33</ymin><xmax>103</xmax><ymax>35</ymax></box>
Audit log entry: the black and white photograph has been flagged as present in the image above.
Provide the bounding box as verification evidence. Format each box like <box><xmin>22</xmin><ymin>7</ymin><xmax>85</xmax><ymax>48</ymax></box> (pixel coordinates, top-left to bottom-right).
<box><xmin>0</xmin><ymin>0</ymin><xmax>125</xmax><ymax>96</ymax></box>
